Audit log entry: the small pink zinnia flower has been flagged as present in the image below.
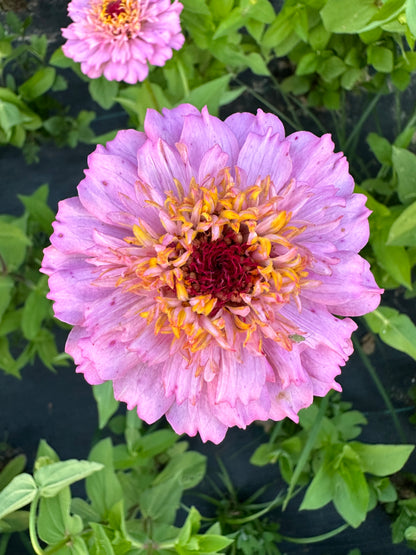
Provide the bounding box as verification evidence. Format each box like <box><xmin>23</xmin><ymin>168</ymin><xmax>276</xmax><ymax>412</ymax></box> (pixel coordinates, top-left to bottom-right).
<box><xmin>41</xmin><ymin>104</ymin><xmax>382</xmax><ymax>443</ymax></box>
<box><xmin>61</xmin><ymin>0</ymin><xmax>185</xmax><ymax>83</ymax></box>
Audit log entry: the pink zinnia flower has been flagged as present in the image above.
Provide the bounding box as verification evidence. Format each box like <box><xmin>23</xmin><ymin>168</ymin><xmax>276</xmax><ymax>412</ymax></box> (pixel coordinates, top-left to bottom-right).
<box><xmin>41</xmin><ymin>104</ymin><xmax>382</xmax><ymax>443</ymax></box>
<box><xmin>61</xmin><ymin>0</ymin><xmax>185</xmax><ymax>83</ymax></box>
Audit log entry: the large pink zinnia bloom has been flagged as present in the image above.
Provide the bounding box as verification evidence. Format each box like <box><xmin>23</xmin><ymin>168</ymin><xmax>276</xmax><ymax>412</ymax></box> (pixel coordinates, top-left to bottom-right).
<box><xmin>61</xmin><ymin>0</ymin><xmax>184</xmax><ymax>83</ymax></box>
<box><xmin>41</xmin><ymin>104</ymin><xmax>382</xmax><ymax>443</ymax></box>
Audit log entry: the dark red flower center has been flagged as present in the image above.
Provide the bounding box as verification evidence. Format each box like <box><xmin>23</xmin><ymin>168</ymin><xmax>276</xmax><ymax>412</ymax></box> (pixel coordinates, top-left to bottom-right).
<box><xmin>186</xmin><ymin>229</ymin><xmax>258</xmax><ymax>310</ymax></box>
<box><xmin>105</xmin><ymin>0</ymin><xmax>125</xmax><ymax>17</ymax></box>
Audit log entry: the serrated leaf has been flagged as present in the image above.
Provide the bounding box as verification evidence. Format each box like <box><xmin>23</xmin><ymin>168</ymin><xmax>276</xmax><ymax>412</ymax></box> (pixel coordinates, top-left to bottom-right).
<box><xmin>0</xmin><ymin>474</ymin><xmax>37</xmax><ymax>520</ymax></box>
<box><xmin>35</xmin><ymin>460</ymin><xmax>103</xmax><ymax>498</ymax></box>
<box><xmin>350</xmin><ymin>442</ymin><xmax>414</xmax><ymax>476</ymax></box>
<box><xmin>364</xmin><ymin>307</ymin><xmax>416</xmax><ymax>361</ymax></box>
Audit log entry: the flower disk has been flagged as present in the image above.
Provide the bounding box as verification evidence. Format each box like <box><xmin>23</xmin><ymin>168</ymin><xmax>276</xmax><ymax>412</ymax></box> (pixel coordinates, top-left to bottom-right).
<box><xmin>61</xmin><ymin>0</ymin><xmax>185</xmax><ymax>83</ymax></box>
<box><xmin>41</xmin><ymin>104</ymin><xmax>382</xmax><ymax>443</ymax></box>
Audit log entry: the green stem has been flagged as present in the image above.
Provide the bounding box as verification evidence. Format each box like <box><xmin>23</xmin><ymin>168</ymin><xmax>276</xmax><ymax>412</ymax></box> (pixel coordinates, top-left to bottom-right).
<box><xmin>282</xmin><ymin>393</ymin><xmax>330</xmax><ymax>510</ymax></box>
<box><xmin>176</xmin><ymin>59</ymin><xmax>190</xmax><ymax>98</ymax></box>
<box><xmin>224</xmin><ymin>489</ymin><xmax>286</xmax><ymax>524</ymax></box>
<box><xmin>344</xmin><ymin>92</ymin><xmax>382</xmax><ymax>153</ymax></box>
<box><xmin>353</xmin><ymin>333</ymin><xmax>407</xmax><ymax>443</ymax></box>
<box><xmin>0</xmin><ymin>534</ymin><xmax>10</xmax><ymax>555</ymax></box>
<box><xmin>234</xmin><ymin>78</ymin><xmax>299</xmax><ymax>130</ymax></box>
<box><xmin>144</xmin><ymin>80</ymin><xmax>160</xmax><ymax>112</ymax></box>
<box><xmin>29</xmin><ymin>494</ymin><xmax>44</xmax><ymax>555</ymax></box>
<box><xmin>281</xmin><ymin>523</ymin><xmax>349</xmax><ymax>544</ymax></box>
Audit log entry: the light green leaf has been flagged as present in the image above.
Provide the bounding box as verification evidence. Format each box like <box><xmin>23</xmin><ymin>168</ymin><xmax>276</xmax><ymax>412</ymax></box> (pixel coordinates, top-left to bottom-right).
<box><xmin>367</xmin><ymin>132</ymin><xmax>392</xmax><ymax>165</ymax></box>
<box><xmin>152</xmin><ymin>451</ymin><xmax>206</xmax><ymax>489</ymax></box>
<box><xmin>387</xmin><ymin>200</ymin><xmax>416</xmax><ymax>246</ymax></box>
<box><xmin>86</xmin><ymin>439</ymin><xmax>123</xmax><ymax>517</ymax></box>
<box><xmin>89</xmin><ymin>77</ymin><xmax>119</xmax><ymax>110</ymax></box>
<box><xmin>0</xmin><ymin>102</ymin><xmax>25</xmax><ymax>134</ymax></box>
<box><xmin>332</xmin><ymin>452</ymin><xmax>369</xmax><ymax>528</ymax></box>
<box><xmin>367</xmin><ymin>45</ymin><xmax>394</xmax><ymax>73</ymax></box>
<box><xmin>0</xmin><ymin>474</ymin><xmax>37</xmax><ymax>520</ymax></box>
<box><xmin>320</xmin><ymin>0</ymin><xmax>378</xmax><ymax>33</ymax></box>
<box><xmin>35</xmin><ymin>460</ymin><xmax>103</xmax><ymax>498</ymax></box>
<box><xmin>364</xmin><ymin>307</ymin><xmax>416</xmax><ymax>361</ymax></box>
<box><xmin>18</xmin><ymin>183</ymin><xmax>55</xmax><ymax>233</ymax></box>
<box><xmin>0</xmin><ymin>220</ymin><xmax>30</xmax><ymax>272</ymax></box>
<box><xmin>300</xmin><ymin>455</ymin><xmax>334</xmax><ymax>511</ymax></box>
<box><xmin>350</xmin><ymin>442</ymin><xmax>414</xmax><ymax>476</ymax></box>
<box><xmin>392</xmin><ymin>146</ymin><xmax>416</xmax><ymax>204</ymax></box>
<box><xmin>182</xmin><ymin>75</ymin><xmax>231</xmax><ymax>115</ymax></box>
<box><xmin>407</xmin><ymin>0</ymin><xmax>416</xmax><ymax>36</ymax></box>
<box><xmin>18</xmin><ymin>67</ymin><xmax>56</xmax><ymax>100</ymax></box>
<box><xmin>90</xmin><ymin>523</ymin><xmax>115</xmax><ymax>555</ymax></box>
<box><xmin>93</xmin><ymin>382</ymin><xmax>119</xmax><ymax>429</ymax></box>
<box><xmin>213</xmin><ymin>7</ymin><xmax>245</xmax><ymax>39</ymax></box>
<box><xmin>38</xmin><ymin>487</ymin><xmax>71</xmax><ymax>544</ymax></box>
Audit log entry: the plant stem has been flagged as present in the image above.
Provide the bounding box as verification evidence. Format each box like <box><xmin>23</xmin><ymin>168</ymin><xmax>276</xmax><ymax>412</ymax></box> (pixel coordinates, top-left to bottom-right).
<box><xmin>281</xmin><ymin>523</ymin><xmax>349</xmax><ymax>544</ymax></box>
<box><xmin>282</xmin><ymin>393</ymin><xmax>330</xmax><ymax>510</ymax></box>
<box><xmin>344</xmin><ymin>92</ymin><xmax>382</xmax><ymax>153</ymax></box>
<box><xmin>29</xmin><ymin>494</ymin><xmax>44</xmax><ymax>555</ymax></box>
<box><xmin>353</xmin><ymin>333</ymin><xmax>407</xmax><ymax>443</ymax></box>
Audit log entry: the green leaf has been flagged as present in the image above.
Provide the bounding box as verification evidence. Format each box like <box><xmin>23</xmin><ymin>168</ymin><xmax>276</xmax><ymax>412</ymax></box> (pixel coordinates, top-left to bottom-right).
<box><xmin>36</xmin><ymin>440</ymin><xmax>60</xmax><ymax>464</ymax></box>
<box><xmin>0</xmin><ymin>275</ymin><xmax>14</xmax><ymax>322</ymax></box>
<box><xmin>18</xmin><ymin>184</ymin><xmax>55</xmax><ymax>233</ymax></box>
<box><xmin>296</xmin><ymin>52</ymin><xmax>319</xmax><ymax>76</ymax></box>
<box><xmin>367</xmin><ymin>45</ymin><xmax>394</xmax><ymax>73</ymax></box>
<box><xmin>89</xmin><ymin>77</ymin><xmax>119</xmax><ymax>110</ymax></box>
<box><xmin>139</xmin><ymin>477</ymin><xmax>182</xmax><ymax>523</ymax></box>
<box><xmin>387</xmin><ymin>200</ymin><xmax>416</xmax><ymax>246</ymax></box>
<box><xmin>213</xmin><ymin>8</ymin><xmax>245</xmax><ymax>39</ymax></box>
<box><xmin>350</xmin><ymin>442</ymin><xmax>414</xmax><ymax>476</ymax></box>
<box><xmin>18</xmin><ymin>67</ymin><xmax>56</xmax><ymax>100</ymax></box>
<box><xmin>407</xmin><ymin>0</ymin><xmax>416</xmax><ymax>37</ymax></box>
<box><xmin>367</xmin><ymin>132</ymin><xmax>392</xmax><ymax>165</ymax></box>
<box><xmin>318</xmin><ymin>56</ymin><xmax>346</xmax><ymax>82</ymax></box>
<box><xmin>300</xmin><ymin>454</ymin><xmax>335</xmax><ymax>511</ymax></box>
<box><xmin>153</xmin><ymin>451</ymin><xmax>206</xmax><ymax>490</ymax></box>
<box><xmin>38</xmin><ymin>487</ymin><xmax>72</xmax><ymax>544</ymax></box>
<box><xmin>332</xmin><ymin>456</ymin><xmax>369</xmax><ymax>528</ymax></box>
<box><xmin>0</xmin><ymin>510</ymin><xmax>29</xmax><ymax>533</ymax></box>
<box><xmin>93</xmin><ymin>382</ymin><xmax>119</xmax><ymax>429</ymax></box>
<box><xmin>0</xmin><ymin>101</ymin><xmax>25</xmax><ymax>134</ymax></box>
<box><xmin>0</xmin><ymin>219</ymin><xmax>30</xmax><ymax>272</ymax></box>
<box><xmin>320</xmin><ymin>0</ymin><xmax>378</xmax><ymax>33</ymax></box>
<box><xmin>392</xmin><ymin>146</ymin><xmax>416</xmax><ymax>204</ymax></box>
<box><xmin>135</xmin><ymin>429</ymin><xmax>179</xmax><ymax>460</ymax></box>
<box><xmin>21</xmin><ymin>277</ymin><xmax>51</xmax><ymax>340</ymax></box>
<box><xmin>35</xmin><ymin>460</ymin><xmax>103</xmax><ymax>498</ymax></box>
<box><xmin>245</xmin><ymin>0</ymin><xmax>275</xmax><ymax>24</ymax></box>
<box><xmin>246</xmin><ymin>52</ymin><xmax>270</xmax><ymax>76</ymax></box>
<box><xmin>364</xmin><ymin>307</ymin><xmax>416</xmax><ymax>361</ymax></box>
<box><xmin>370</xmin><ymin>216</ymin><xmax>412</xmax><ymax>289</ymax></box>
<box><xmin>0</xmin><ymin>474</ymin><xmax>37</xmax><ymax>520</ymax></box>
<box><xmin>0</xmin><ymin>454</ymin><xmax>27</xmax><ymax>491</ymax></box>
<box><xmin>197</xmin><ymin>534</ymin><xmax>234</xmax><ymax>552</ymax></box>
<box><xmin>86</xmin><ymin>439</ymin><xmax>123</xmax><ymax>517</ymax></box>
<box><xmin>90</xmin><ymin>523</ymin><xmax>115</xmax><ymax>555</ymax></box>
<box><xmin>182</xmin><ymin>75</ymin><xmax>232</xmax><ymax>115</ymax></box>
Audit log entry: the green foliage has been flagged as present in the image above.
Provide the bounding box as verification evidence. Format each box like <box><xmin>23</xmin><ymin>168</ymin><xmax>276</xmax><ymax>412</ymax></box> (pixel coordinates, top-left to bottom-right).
<box><xmin>251</xmin><ymin>397</ymin><xmax>413</xmax><ymax>529</ymax></box>
<box><xmin>0</xmin><ymin>184</ymin><xmax>68</xmax><ymax>377</ymax></box>
<box><xmin>0</xmin><ymin>16</ymin><xmax>96</xmax><ymax>162</ymax></box>
<box><xmin>266</xmin><ymin>0</ymin><xmax>415</xmax><ymax>109</ymax></box>
<box><xmin>0</xmin><ymin>419</ymin><xmax>232</xmax><ymax>555</ymax></box>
